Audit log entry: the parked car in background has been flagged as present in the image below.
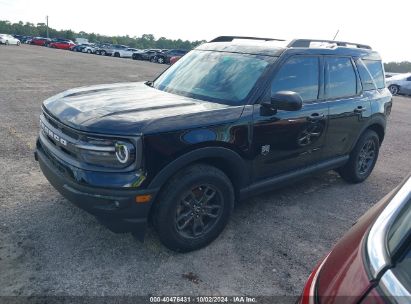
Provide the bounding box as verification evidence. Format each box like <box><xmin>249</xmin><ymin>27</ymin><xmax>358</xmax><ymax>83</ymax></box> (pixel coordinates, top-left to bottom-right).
<box><xmin>132</xmin><ymin>49</ymin><xmax>161</xmax><ymax>61</ymax></box>
<box><xmin>0</xmin><ymin>34</ymin><xmax>21</xmax><ymax>45</ymax></box>
<box><xmin>155</xmin><ymin>49</ymin><xmax>187</xmax><ymax>64</ymax></box>
<box><xmin>70</xmin><ymin>44</ymin><xmax>87</xmax><ymax>52</ymax></box>
<box><xmin>49</xmin><ymin>40</ymin><xmax>76</xmax><ymax>50</ymax></box>
<box><xmin>46</xmin><ymin>38</ymin><xmax>73</xmax><ymax>47</ymax></box>
<box><xmin>386</xmin><ymin>73</ymin><xmax>411</xmax><ymax>95</ymax></box>
<box><xmin>299</xmin><ymin>174</ymin><xmax>411</xmax><ymax>304</ymax></box>
<box><xmin>112</xmin><ymin>47</ymin><xmax>139</xmax><ymax>58</ymax></box>
<box><xmin>95</xmin><ymin>44</ymin><xmax>113</xmax><ymax>56</ymax></box>
<box><xmin>31</xmin><ymin>37</ymin><xmax>50</xmax><ymax>46</ymax></box>
<box><xmin>170</xmin><ymin>56</ymin><xmax>182</xmax><ymax>65</ymax></box>
<box><xmin>82</xmin><ymin>44</ymin><xmax>97</xmax><ymax>54</ymax></box>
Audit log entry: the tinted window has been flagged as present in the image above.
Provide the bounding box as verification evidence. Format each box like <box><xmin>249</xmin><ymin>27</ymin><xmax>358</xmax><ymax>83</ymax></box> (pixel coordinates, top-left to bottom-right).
<box><xmin>325</xmin><ymin>57</ymin><xmax>357</xmax><ymax>99</ymax></box>
<box><xmin>355</xmin><ymin>59</ymin><xmax>376</xmax><ymax>91</ymax></box>
<box><xmin>407</xmin><ymin>76</ymin><xmax>411</xmax><ymax>81</ymax></box>
<box><xmin>363</xmin><ymin>60</ymin><xmax>385</xmax><ymax>89</ymax></box>
<box><xmin>271</xmin><ymin>56</ymin><xmax>319</xmax><ymax>102</ymax></box>
<box><xmin>154</xmin><ymin>50</ymin><xmax>270</xmax><ymax>105</ymax></box>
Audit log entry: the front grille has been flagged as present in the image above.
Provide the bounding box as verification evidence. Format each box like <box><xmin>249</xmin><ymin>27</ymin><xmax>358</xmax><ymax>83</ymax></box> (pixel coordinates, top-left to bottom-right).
<box><xmin>39</xmin><ymin>110</ymin><xmax>82</xmax><ymax>162</ymax></box>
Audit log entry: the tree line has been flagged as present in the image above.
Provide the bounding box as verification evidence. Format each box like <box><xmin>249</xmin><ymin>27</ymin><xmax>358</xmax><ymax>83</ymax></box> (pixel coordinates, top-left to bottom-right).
<box><xmin>0</xmin><ymin>20</ymin><xmax>206</xmax><ymax>50</ymax></box>
<box><xmin>384</xmin><ymin>62</ymin><xmax>411</xmax><ymax>73</ymax></box>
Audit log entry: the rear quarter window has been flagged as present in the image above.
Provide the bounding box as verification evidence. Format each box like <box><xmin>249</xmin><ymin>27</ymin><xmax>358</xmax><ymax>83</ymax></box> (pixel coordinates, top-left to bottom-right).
<box><xmin>363</xmin><ymin>59</ymin><xmax>385</xmax><ymax>89</ymax></box>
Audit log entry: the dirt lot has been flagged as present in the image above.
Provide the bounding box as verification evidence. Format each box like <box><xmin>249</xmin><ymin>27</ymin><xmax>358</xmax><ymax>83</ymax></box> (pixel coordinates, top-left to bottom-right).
<box><xmin>0</xmin><ymin>45</ymin><xmax>410</xmax><ymax>297</ymax></box>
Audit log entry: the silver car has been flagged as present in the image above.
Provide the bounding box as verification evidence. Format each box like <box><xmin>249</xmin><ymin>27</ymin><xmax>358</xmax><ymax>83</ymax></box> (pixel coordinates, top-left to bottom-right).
<box><xmin>386</xmin><ymin>73</ymin><xmax>411</xmax><ymax>95</ymax></box>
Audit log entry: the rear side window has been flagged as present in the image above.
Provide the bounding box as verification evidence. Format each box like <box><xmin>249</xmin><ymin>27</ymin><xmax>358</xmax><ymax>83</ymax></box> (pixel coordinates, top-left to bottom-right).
<box><xmin>355</xmin><ymin>59</ymin><xmax>377</xmax><ymax>91</ymax></box>
<box><xmin>363</xmin><ymin>60</ymin><xmax>385</xmax><ymax>89</ymax></box>
<box><xmin>325</xmin><ymin>57</ymin><xmax>357</xmax><ymax>99</ymax></box>
<box><xmin>271</xmin><ymin>56</ymin><xmax>319</xmax><ymax>102</ymax></box>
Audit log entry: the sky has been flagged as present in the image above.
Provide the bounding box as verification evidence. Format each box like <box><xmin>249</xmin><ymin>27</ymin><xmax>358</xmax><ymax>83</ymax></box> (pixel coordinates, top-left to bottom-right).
<box><xmin>0</xmin><ymin>0</ymin><xmax>410</xmax><ymax>62</ymax></box>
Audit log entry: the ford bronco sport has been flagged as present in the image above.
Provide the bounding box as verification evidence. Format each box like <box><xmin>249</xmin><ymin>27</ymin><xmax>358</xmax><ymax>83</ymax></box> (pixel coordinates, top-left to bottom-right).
<box><xmin>35</xmin><ymin>36</ymin><xmax>392</xmax><ymax>252</ymax></box>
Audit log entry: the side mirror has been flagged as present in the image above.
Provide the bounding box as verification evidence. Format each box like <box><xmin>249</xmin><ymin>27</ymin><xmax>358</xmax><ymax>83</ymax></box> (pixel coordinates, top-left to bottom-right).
<box><xmin>269</xmin><ymin>91</ymin><xmax>303</xmax><ymax>111</ymax></box>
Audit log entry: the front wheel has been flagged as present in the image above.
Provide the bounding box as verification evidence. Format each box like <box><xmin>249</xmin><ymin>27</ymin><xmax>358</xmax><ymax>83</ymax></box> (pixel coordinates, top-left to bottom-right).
<box><xmin>388</xmin><ymin>85</ymin><xmax>399</xmax><ymax>95</ymax></box>
<box><xmin>100</xmin><ymin>50</ymin><xmax>106</xmax><ymax>56</ymax></box>
<box><xmin>153</xmin><ymin>164</ymin><xmax>234</xmax><ymax>252</ymax></box>
<box><xmin>337</xmin><ymin>130</ymin><xmax>380</xmax><ymax>183</ymax></box>
<box><xmin>17</xmin><ymin>41</ymin><xmax>21</xmax><ymax>46</ymax></box>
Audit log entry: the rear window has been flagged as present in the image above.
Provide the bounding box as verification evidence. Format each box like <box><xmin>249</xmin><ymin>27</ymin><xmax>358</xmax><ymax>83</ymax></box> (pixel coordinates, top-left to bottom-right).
<box><xmin>363</xmin><ymin>60</ymin><xmax>385</xmax><ymax>89</ymax></box>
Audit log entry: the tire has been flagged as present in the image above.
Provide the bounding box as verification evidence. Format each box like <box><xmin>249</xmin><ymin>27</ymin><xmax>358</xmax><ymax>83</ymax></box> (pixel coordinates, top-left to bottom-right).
<box><xmin>388</xmin><ymin>85</ymin><xmax>399</xmax><ymax>95</ymax></box>
<box><xmin>100</xmin><ymin>50</ymin><xmax>106</xmax><ymax>56</ymax></box>
<box><xmin>5</xmin><ymin>41</ymin><xmax>9</xmax><ymax>45</ymax></box>
<box><xmin>153</xmin><ymin>164</ymin><xmax>234</xmax><ymax>252</ymax></box>
<box><xmin>150</xmin><ymin>56</ymin><xmax>156</xmax><ymax>63</ymax></box>
<box><xmin>87</xmin><ymin>49</ymin><xmax>92</xmax><ymax>54</ymax></box>
<box><xmin>17</xmin><ymin>41</ymin><xmax>21</xmax><ymax>46</ymax></box>
<box><xmin>338</xmin><ymin>130</ymin><xmax>380</xmax><ymax>183</ymax></box>
<box><xmin>114</xmin><ymin>52</ymin><xmax>120</xmax><ymax>57</ymax></box>
<box><xmin>157</xmin><ymin>57</ymin><xmax>164</xmax><ymax>64</ymax></box>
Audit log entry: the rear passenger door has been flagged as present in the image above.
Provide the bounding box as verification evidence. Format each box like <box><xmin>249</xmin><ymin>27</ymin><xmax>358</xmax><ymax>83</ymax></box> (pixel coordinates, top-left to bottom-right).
<box><xmin>322</xmin><ymin>56</ymin><xmax>372</xmax><ymax>159</ymax></box>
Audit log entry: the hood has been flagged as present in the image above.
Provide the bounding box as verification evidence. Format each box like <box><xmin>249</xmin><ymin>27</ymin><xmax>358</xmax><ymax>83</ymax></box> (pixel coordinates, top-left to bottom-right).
<box><xmin>43</xmin><ymin>82</ymin><xmax>245</xmax><ymax>135</ymax></box>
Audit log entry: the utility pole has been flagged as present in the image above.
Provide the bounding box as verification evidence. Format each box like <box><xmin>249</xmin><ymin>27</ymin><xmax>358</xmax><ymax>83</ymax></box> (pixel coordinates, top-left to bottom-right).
<box><xmin>46</xmin><ymin>15</ymin><xmax>49</xmax><ymax>38</ymax></box>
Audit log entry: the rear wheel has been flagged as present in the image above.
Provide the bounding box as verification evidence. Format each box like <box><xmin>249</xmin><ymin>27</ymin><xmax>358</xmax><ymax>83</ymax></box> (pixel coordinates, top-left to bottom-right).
<box><xmin>100</xmin><ymin>50</ymin><xmax>106</xmax><ymax>56</ymax></box>
<box><xmin>157</xmin><ymin>57</ymin><xmax>164</xmax><ymax>64</ymax></box>
<box><xmin>114</xmin><ymin>52</ymin><xmax>120</xmax><ymax>57</ymax></box>
<box><xmin>17</xmin><ymin>41</ymin><xmax>21</xmax><ymax>46</ymax></box>
<box><xmin>5</xmin><ymin>41</ymin><xmax>9</xmax><ymax>45</ymax></box>
<box><xmin>150</xmin><ymin>56</ymin><xmax>156</xmax><ymax>63</ymax></box>
<box><xmin>87</xmin><ymin>49</ymin><xmax>92</xmax><ymax>54</ymax></box>
<box><xmin>338</xmin><ymin>130</ymin><xmax>380</xmax><ymax>183</ymax></box>
<box><xmin>153</xmin><ymin>164</ymin><xmax>234</xmax><ymax>252</ymax></box>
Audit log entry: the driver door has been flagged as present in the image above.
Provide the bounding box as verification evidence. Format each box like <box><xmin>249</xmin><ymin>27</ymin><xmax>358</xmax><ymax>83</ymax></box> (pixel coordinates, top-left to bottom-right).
<box><xmin>252</xmin><ymin>55</ymin><xmax>329</xmax><ymax>181</ymax></box>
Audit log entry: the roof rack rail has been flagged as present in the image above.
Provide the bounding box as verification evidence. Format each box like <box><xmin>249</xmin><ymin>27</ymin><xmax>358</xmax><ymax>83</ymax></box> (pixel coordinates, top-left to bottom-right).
<box><xmin>288</xmin><ymin>39</ymin><xmax>372</xmax><ymax>50</ymax></box>
<box><xmin>209</xmin><ymin>36</ymin><xmax>286</xmax><ymax>43</ymax></box>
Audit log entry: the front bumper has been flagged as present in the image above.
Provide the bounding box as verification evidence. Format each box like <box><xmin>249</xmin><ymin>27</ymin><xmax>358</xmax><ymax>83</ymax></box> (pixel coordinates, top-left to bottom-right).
<box><xmin>35</xmin><ymin>139</ymin><xmax>158</xmax><ymax>237</ymax></box>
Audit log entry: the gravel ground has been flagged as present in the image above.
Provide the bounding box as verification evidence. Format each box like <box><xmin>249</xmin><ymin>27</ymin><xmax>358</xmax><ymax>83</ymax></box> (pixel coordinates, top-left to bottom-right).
<box><xmin>0</xmin><ymin>45</ymin><xmax>410</xmax><ymax>298</ymax></box>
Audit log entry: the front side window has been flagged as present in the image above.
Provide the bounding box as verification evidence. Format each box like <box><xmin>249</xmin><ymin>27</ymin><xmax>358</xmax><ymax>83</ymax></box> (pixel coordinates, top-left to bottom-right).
<box><xmin>388</xmin><ymin>199</ymin><xmax>411</xmax><ymax>292</ymax></box>
<box><xmin>271</xmin><ymin>56</ymin><xmax>319</xmax><ymax>102</ymax></box>
<box><xmin>154</xmin><ymin>50</ymin><xmax>271</xmax><ymax>105</ymax></box>
<box><xmin>325</xmin><ymin>57</ymin><xmax>357</xmax><ymax>99</ymax></box>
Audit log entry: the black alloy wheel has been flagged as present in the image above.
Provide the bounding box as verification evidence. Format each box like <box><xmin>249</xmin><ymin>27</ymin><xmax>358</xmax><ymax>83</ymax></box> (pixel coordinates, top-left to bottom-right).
<box><xmin>175</xmin><ymin>184</ymin><xmax>223</xmax><ymax>238</ymax></box>
<box><xmin>153</xmin><ymin>164</ymin><xmax>234</xmax><ymax>252</ymax></box>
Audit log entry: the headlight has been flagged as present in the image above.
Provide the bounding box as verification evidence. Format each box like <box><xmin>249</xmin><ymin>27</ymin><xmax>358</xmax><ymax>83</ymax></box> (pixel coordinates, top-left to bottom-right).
<box><xmin>77</xmin><ymin>138</ymin><xmax>136</xmax><ymax>169</ymax></box>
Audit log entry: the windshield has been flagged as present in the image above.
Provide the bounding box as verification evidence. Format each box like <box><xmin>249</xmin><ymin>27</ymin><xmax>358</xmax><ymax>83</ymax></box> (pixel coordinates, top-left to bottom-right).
<box><xmin>153</xmin><ymin>50</ymin><xmax>272</xmax><ymax>105</ymax></box>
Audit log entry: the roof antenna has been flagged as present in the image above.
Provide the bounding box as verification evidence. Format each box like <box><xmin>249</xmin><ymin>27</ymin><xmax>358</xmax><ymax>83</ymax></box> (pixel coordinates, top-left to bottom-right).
<box><xmin>333</xmin><ymin>30</ymin><xmax>340</xmax><ymax>41</ymax></box>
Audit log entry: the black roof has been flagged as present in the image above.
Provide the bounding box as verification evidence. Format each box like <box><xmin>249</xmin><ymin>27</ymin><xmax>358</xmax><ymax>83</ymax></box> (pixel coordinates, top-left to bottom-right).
<box><xmin>196</xmin><ymin>36</ymin><xmax>380</xmax><ymax>60</ymax></box>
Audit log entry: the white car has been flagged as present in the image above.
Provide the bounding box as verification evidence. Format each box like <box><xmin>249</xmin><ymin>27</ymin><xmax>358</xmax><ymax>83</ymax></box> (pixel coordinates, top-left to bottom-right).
<box><xmin>386</xmin><ymin>73</ymin><xmax>411</xmax><ymax>95</ymax></box>
<box><xmin>113</xmin><ymin>48</ymin><xmax>139</xmax><ymax>58</ymax></box>
<box><xmin>0</xmin><ymin>34</ymin><xmax>21</xmax><ymax>45</ymax></box>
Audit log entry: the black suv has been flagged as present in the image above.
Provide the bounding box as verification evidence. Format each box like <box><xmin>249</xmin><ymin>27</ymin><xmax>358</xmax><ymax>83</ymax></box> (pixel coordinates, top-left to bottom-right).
<box><xmin>35</xmin><ymin>36</ymin><xmax>392</xmax><ymax>252</ymax></box>
<box><xmin>155</xmin><ymin>49</ymin><xmax>188</xmax><ymax>64</ymax></box>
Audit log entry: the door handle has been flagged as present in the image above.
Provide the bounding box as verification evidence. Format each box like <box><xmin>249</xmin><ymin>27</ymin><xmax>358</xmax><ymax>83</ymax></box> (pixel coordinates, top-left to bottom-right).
<box><xmin>354</xmin><ymin>106</ymin><xmax>366</xmax><ymax>114</ymax></box>
<box><xmin>307</xmin><ymin>113</ymin><xmax>325</xmax><ymax>122</ymax></box>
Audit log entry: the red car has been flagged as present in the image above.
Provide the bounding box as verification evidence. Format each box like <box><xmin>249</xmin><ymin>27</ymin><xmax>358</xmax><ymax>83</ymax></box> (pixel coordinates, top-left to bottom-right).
<box><xmin>299</xmin><ymin>175</ymin><xmax>411</xmax><ymax>304</ymax></box>
<box><xmin>31</xmin><ymin>37</ymin><xmax>50</xmax><ymax>46</ymax></box>
<box><xmin>170</xmin><ymin>55</ymin><xmax>182</xmax><ymax>65</ymax></box>
<box><xmin>49</xmin><ymin>41</ymin><xmax>75</xmax><ymax>50</ymax></box>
